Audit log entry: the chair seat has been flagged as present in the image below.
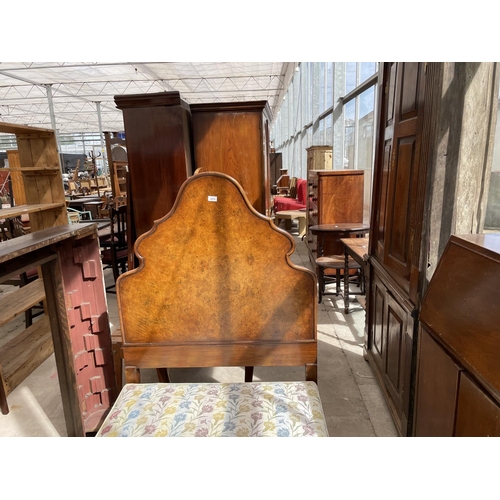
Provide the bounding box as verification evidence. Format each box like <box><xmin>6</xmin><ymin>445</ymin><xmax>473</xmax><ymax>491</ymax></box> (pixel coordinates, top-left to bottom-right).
<box><xmin>316</xmin><ymin>255</ymin><xmax>361</xmax><ymax>269</ymax></box>
<box><xmin>96</xmin><ymin>381</ymin><xmax>328</xmax><ymax>437</ymax></box>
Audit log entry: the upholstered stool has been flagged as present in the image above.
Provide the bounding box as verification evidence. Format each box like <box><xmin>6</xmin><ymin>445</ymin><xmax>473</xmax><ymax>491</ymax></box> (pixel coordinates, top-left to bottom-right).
<box><xmin>96</xmin><ymin>381</ymin><xmax>328</xmax><ymax>437</ymax></box>
<box><xmin>316</xmin><ymin>255</ymin><xmax>361</xmax><ymax>304</ymax></box>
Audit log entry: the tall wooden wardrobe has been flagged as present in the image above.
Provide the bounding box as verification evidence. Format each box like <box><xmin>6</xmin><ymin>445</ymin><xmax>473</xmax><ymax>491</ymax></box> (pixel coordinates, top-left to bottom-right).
<box><xmin>365</xmin><ymin>62</ymin><xmax>498</xmax><ymax>436</ymax></box>
<box><xmin>114</xmin><ymin>92</ymin><xmax>194</xmax><ymax>249</ymax></box>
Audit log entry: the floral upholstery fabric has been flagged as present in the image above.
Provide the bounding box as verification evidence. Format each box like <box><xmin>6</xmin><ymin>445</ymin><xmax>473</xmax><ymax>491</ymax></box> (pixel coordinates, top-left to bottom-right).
<box><xmin>96</xmin><ymin>381</ymin><xmax>328</xmax><ymax>437</ymax></box>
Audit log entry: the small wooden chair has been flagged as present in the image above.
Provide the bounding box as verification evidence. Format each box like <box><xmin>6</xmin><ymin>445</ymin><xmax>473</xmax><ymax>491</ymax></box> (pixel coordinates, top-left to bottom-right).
<box><xmin>101</xmin><ymin>204</ymin><xmax>128</xmax><ymax>293</ymax></box>
<box><xmin>316</xmin><ymin>255</ymin><xmax>362</xmax><ymax>304</ymax></box>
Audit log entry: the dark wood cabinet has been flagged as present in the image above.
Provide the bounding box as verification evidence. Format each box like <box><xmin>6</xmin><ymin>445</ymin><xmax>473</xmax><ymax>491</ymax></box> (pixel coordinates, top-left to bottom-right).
<box><xmin>114</xmin><ymin>92</ymin><xmax>194</xmax><ymax>242</ymax></box>
<box><xmin>415</xmin><ymin>234</ymin><xmax>500</xmax><ymax>437</ymax></box>
<box><xmin>190</xmin><ymin>101</ymin><xmax>271</xmax><ymax>216</ymax></box>
<box><xmin>306</xmin><ymin>169</ymin><xmax>364</xmax><ymax>262</ymax></box>
<box><xmin>367</xmin><ymin>63</ymin><xmax>499</xmax><ymax>436</ymax></box>
<box><xmin>367</xmin><ymin>262</ymin><xmax>415</xmax><ymax>435</ymax></box>
<box><xmin>366</xmin><ymin>62</ymin><xmax>429</xmax><ymax>435</ymax></box>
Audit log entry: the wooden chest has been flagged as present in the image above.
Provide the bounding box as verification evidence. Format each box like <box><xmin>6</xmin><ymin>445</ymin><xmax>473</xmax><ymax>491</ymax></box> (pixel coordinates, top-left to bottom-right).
<box><xmin>306</xmin><ymin>146</ymin><xmax>333</xmax><ymax>171</ymax></box>
<box><xmin>306</xmin><ymin>169</ymin><xmax>364</xmax><ymax>261</ymax></box>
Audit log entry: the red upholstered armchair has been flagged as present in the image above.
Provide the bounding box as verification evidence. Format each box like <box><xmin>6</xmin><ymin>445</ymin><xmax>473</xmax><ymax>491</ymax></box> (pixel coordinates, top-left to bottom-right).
<box><xmin>273</xmin><ymin>178</ymin><xmax>307</xmax><ymax>213</ymax></box>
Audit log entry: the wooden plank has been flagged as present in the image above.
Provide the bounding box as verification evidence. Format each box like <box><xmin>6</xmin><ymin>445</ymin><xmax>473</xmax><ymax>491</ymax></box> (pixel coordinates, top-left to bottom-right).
<box><xmin>0</xmin><ymin>278</ymin><xmax>45</xmax><ymax>327</ymax></box>
<box><xmin>6</xmin><ymin>167</ymin><xmax>60</xmax><ymax>172</ymax></box>
<box><xmin>0</xmin><ymin>223</ymin><xmax>96</xmax><ymax>264</ymax></box>
<box><xmin>0</xmin><ymin>315</ymin><xmax>53</xmax><ymax>395</ymax></box>
<box><xmin>124</xmin><ymin>342</ymin><xmax>318</xmax><ymax>370</ymax></box>
<box><xmin>6</xmin><ymin>150</ymin><xmax>27</xmax><ymax>206</ymax></box>
<box><xmin>0</xmin><ymin>202</ymin><xmax>65</xmax><ymax>219</ymax></box>
<box><xmin>0</xmin><ymin>122</ymin><xmax>55</xmax><ymax>135</ymax></box>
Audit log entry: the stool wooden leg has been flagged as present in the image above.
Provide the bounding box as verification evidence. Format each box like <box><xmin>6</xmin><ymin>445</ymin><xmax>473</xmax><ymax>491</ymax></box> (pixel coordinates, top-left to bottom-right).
<box><xmin>157</xmin><ymin>368</ymin><xmax>170</xmax><ymax>383</ymax></box>
<box><xmin>336</xmin><ymin>269</ymin><xmax>341</xmax><ymax>296</ymax></box>
<box><xmin>305</xmin><ymin>363</ymin><xmax>318</xmax><ymax>383</ymax></box>
<box><xmin>318</xmin><ymin>267</ymin><xmax>324</xmax><ymax>303</ymax></box>
<box><xmin>245</xmin><ymin>366</ymin><xmax>254</xmax><ymax>382</ymax></box>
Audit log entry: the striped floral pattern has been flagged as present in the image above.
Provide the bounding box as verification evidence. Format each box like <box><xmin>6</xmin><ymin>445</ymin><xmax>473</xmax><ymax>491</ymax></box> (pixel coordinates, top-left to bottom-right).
<box><xmin>97</xmin><ymin>381</ymin><xmax>328</xmax><ymax>437</ymax></box>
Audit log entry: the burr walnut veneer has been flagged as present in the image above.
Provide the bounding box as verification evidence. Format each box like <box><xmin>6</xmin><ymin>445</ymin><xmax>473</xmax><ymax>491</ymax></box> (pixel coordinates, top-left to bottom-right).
<box><xmin>116</xmin><ymin>171</ymin><xmax>318</xmax><ymax>383</ymax></box>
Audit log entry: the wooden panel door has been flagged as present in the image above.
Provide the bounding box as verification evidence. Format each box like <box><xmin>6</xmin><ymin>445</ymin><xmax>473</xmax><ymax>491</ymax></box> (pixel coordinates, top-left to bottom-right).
<box><xmin>371</xmin><ymin>62</ymin><xmax>426</xmax><ymax>299</ymax></box>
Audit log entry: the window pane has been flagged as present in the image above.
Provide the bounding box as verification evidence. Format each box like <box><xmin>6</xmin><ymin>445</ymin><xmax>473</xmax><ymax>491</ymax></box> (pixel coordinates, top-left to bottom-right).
<box><xmin>319</xmin><ymin>63</ymin><xmax>325</xmax><ymax>114</ymax></box>
<box><xmin>356</xmin><ymin>86</ymin><xmax>375</xmax><ymax>171</ymax></box>
<box><xmin>360</xmin><ymin>62</ymin><xmax>377</xmax><ymax>84</ymax></box>
<box><xmin>344</xmin><ymin>99</ymin><xmax>355</xmax><ymax>168</ymax></box>
<box><xmin>345</xmin><ymin>62</ymin><xmax>357</xmax><ymax>94</ymax></box>
<box><xmin>326</xmin><ymin>62</ymin><xmax>333</xmax><ymax>109</ymax></box>
<box><xmin>325</xmin><ymin>114</ymin><xmax>332</xmax><ymax>146</ymax></box>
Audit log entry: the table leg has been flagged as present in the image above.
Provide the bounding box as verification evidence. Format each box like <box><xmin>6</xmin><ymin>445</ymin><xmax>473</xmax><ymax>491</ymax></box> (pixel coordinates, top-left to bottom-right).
<box><xmin>298</xmin><ymin>217</ymin><xmax>306</xmax><ymax>237</ymax></box>
<box><xmin>344</xmin><ymin>247</ymin><xmax>350</xmax><ymax>314</ymax></box>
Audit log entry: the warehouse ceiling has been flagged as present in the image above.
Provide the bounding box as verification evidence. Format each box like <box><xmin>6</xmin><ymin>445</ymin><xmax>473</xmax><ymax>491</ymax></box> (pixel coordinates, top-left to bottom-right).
<box><xmin>0</xmin><ymin>62</ymin><xmax>294</xmax><ymax>134</ymax></box>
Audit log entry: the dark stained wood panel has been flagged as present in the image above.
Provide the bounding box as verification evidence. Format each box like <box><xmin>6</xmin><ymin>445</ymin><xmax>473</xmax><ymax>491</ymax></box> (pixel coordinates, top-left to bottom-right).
<box><xmin>379</xmin><ymin>142</ymin><xmax>392</xmax><ymax>238</ymax></box>
<box><xmin>387</xmin><ymin>63</ymin><xmax>397</xmax><ymax>126</ymax></box>
<box><xmin>414</xmin><ymin>328</ymin><xmax>461</xmax><ymax>437</ymax></box>
<box><xmin>420</xmin><ymin>234</ymin><xmax>500</xmax><ymax>402</ymax></box>
<box><xmin>400</xmin><ymin>62</ymin><xmax>419</xmax><ymax>119</ymax></box>
<box><xmin>455</xmin><ymin>373</ymin><xmax>500</xmax><ymax>437</ymax></box>
<box><xmin>388</xmin><ymin>137</ymin><xmax>415</xmax><ymax>265</ymax></box>
<box><xmin>373</xmin><ymin>281</ymin><xmax>385</xmax><ymax>360</ymax></box>
<box><xmin>385</xmin><ymin>294</ymin><xmax>405</xmax><ymax>402</ymax></box>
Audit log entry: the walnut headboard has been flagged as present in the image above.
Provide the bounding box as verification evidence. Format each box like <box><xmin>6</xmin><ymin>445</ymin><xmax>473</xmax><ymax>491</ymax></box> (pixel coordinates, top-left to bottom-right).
<box><xmin>116</xmin><ymin>171</ymin><xmax>318</xmax><ymax>382</ymax></box>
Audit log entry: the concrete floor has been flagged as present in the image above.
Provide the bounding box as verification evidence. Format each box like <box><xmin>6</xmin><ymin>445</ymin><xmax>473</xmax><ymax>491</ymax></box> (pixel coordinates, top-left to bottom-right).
<box><xmin>0</xmin><ymin>222</ymin><xmax>397</xmax><ymax>437</ymax></box>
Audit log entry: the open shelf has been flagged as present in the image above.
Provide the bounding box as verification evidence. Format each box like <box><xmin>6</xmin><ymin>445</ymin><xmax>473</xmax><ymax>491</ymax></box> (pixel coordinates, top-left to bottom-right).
<box><xmin>0</xmin><ymin>315</ymin><xmax>53</xmax><ymax>399</ymax></box>
<box><xmin>0</xmin><ymin>203</ymin><xmax>66</xmax><ymax>220</ymax></box>
<box><xmin>0</xmin><ymin>278</ymin><xmax>45</xmax><ymax>328</ymax></box>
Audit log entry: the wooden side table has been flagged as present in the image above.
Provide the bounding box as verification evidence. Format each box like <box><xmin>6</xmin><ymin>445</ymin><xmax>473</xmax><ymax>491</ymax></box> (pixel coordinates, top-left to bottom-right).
<box><xmin>341</xmin><ymin>237</ymin><xmax>369</xmax><ymax>313</ymax></box>
<box><xmin>275</xmin><ymin>210</ymin><xmax>307</xmax><ymax>237</ymax></box>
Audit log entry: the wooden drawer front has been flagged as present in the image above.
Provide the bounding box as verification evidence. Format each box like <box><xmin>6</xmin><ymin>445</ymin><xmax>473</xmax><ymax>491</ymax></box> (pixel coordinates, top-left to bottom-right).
<box><xmin>414</xmin><ymin>328</ymin><xmax>461</xmax><ymax>437</ymax></box>
<box><xmin>455</xmin><ymin>373</ymin><xmax>500</xmax><ymax>437</ymax></box>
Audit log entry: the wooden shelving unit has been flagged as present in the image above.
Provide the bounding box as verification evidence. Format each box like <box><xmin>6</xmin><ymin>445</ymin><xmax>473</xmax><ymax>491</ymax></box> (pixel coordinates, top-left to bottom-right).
<box><xmin>0</xmin><ymin>122</ymin><xmax>67</xmax><ymax>231</ymax></box>
<box><xmin>112</xmin><ymin>161</ymin><xmax>128</xmax><ymax>198</ymax></box>
<box><xmin>0</xmin><ymin>121</ymin><xmax>68</xmax><ymax>415</ymax></box>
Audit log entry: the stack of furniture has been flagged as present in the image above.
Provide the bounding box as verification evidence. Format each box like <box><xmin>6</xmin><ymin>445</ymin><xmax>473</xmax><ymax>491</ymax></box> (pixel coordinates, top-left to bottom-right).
<box><xmin>114</xmin><ymin>93</ymin><xmax>273</xmax><ymax>270</ymax></box>
<box><xmin>97</xmin><ymin>171</ymin><xmax>326</xmax><ymax>437</ymax></box>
